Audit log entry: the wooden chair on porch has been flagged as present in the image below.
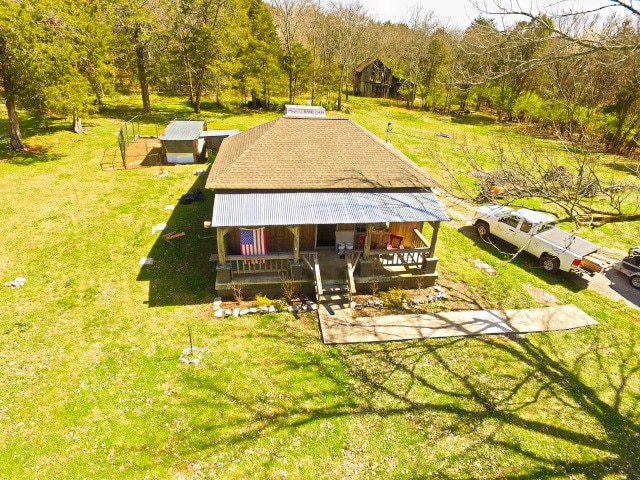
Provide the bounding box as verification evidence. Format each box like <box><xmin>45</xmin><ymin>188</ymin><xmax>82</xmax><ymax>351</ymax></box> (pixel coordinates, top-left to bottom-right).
<box><xmin>387</xmin><ymin>234</ymin><xmax>404</xmax><ymax>250</ymax></box>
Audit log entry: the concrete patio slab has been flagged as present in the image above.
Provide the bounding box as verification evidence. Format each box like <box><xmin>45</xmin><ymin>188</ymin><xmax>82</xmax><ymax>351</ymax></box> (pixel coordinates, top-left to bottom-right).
<box><xmin>319</xmin><ymin>304</ymin><xmax>598</xmax><ymax>344</ymax></box>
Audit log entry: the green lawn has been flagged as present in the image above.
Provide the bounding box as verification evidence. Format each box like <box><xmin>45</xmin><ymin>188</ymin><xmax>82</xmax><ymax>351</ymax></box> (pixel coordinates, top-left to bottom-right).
<box><xmin>345</xmin><ymin>96</ymin><xmax>640</xmax><ymax>251</ymax></box>
<box><xmin>1</xmin><ymin>95</ymin><xmax>639</xmax><ymax>479</ymax></box>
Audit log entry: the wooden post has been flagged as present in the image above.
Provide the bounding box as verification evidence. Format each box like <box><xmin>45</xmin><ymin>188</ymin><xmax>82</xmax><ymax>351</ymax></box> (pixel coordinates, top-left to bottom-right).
<box><xmin>428</xmin><ymin>221</ymin><xmax>440</xmax><ymax>258</ymax></box>
<box><xmin>286</xmin><ymin>225</ymin><xmax>300</xmax><ymax>262</ymax></box>
<box><xmin>216</xmin><ymin>227</ymin><xmax>228</xmax><ymax>264</ymax></box>
<box><xmin>363</xmin><ymin>224</ymin><xmax>372</xmax><ymax>259</ymax></box>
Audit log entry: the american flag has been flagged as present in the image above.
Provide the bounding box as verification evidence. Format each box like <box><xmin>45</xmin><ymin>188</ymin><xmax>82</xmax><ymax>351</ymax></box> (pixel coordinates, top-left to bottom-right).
<box><xmin>240</xmin><ymin>228</ymin><xmax>266</xmax><ymax>257</ymax></box>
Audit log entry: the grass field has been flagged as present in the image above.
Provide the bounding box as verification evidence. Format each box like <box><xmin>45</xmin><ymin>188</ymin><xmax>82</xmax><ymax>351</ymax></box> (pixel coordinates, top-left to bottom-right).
<box><xmin>1</xmin><ymin>94</ymin><xmax>639</xmax><ymax>479</ymax></box>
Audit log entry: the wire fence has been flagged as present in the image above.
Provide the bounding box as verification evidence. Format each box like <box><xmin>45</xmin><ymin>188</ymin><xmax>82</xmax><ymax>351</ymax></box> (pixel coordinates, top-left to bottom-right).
<box><xmin>117</xmin><ymin>116</ymin><xmax>163</xmax><ymax>165</ymax></box>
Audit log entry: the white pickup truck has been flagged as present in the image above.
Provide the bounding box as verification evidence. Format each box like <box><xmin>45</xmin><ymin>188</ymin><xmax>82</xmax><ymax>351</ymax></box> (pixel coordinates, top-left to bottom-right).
<box><xmin>473</xmin><ymin>205</ymin><xmax>601</xmax><ymax>274</ymax></box>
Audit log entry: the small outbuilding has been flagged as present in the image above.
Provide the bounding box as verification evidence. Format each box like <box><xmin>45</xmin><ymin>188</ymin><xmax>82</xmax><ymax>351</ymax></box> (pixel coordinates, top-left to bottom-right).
<box><xmin>160</xmin><ymin>120</ymin><xmax>207</xmax><ymax>164</ymax></box>
<box><xmin>199</xmin><ymin>129</ymin><xmax>240</xmax><ymax>151</ymax></box>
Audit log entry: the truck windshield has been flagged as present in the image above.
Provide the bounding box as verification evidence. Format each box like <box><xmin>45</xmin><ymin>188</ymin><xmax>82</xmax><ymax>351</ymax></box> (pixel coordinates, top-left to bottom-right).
<box><xmin>537</xmin><ymin>223</ymin><xmax>555</xmax><ymax>233</ymax></box>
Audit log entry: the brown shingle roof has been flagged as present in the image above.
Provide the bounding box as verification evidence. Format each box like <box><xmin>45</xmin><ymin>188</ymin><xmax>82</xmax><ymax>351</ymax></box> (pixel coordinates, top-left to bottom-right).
<box><xmin>205</xmin><ymin>116</ymin><xmax>436</xmax><ymax>190</ymax></box>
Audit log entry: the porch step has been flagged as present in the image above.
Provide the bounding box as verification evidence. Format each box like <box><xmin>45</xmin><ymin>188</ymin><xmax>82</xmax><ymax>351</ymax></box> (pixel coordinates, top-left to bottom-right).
<box><xmin>317</xmin><ymin>283</ymin><xmax>351</xmax><ymax>310</ymax></box>
<box><xmin>322</xmin><ymin>282</ymin><xmax>348</xmax><ymax>289</ymax></box>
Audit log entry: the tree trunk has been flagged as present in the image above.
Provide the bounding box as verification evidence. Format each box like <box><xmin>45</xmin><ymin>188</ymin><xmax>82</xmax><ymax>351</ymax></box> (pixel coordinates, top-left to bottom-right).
<box><xmin>5</xmin><ymin>94</ymin><xmax>25</xmax><ymax>151</ymax></box>
<box><xmin>1</xmin><ymin>35</ymin><xmax>25</xmax><ymax>151</ymax></box>
<box><xmin>311</xmin><ymin>39</ymin><xmax>317</xmax><ymax>105</ymax></box>
<box><xmin>136</xmin><ymin>42</ymin><xmax>151</xmax><ymax>113</ymax></box>
<box><xmin>345</xmin><ymin>67</ymin><xmax>349</xmax><ymax>101</ymax></box>
<box><xmin>194</xmin><ymin>86</ymin><xmax>202</xmax><ymax>113</ymax></box>
<box><xmin>72</xmin><ymin>114</ymin><xmax>82</xmax><ymax>133</ymax></box>
<box><xmin>337</xmin><ymin>66</ymin><xmax>345</xmax><ymax>110</ymax></box>
<box><xmin>289</xmin><ymin>67</ymin><xmax>294</xmax><ymax>104</ymax></box>
<box><xmin>185</xmin><ymin>55</ymin><xmax>194</xmax><ymax>106</ymax></box>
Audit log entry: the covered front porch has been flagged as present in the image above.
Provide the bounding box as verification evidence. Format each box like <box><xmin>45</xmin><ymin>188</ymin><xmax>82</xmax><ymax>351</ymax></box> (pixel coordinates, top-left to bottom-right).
<box><xmin>211</xmin><ymin>189</ymin><xmax>448</xmax><ymax>298</ymax></box>
<box><xmin>214</xmin><ymin>223</ymin><xmax>443</xmax><ymax>298</ymax></box>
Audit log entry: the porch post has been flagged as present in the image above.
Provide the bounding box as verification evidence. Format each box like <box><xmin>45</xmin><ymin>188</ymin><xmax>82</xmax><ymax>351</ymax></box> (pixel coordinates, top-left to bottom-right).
<box><xmin>428</xmin><ymin>221</ymin><xmax>440</xmax><ymax>258</ymax></box>
<box><xmin>286</xmin><ymin>225</ymin><xmax>300</xmax><ymax>262</ymax></box>
<box><xmin>363</xmin><ymin>224</ymin><xmax>372</xmax><ymax>259</ymax></box>
<box><xmin>217</xmin><ymin>227</ymin><xmax>228</xmax><ymax>264</ymax></box>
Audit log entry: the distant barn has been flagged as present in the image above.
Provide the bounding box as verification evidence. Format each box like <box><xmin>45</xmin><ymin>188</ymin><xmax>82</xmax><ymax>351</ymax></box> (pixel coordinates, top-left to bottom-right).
<box><xmin>160</xmin><ymin>120</ymin><xmax>207</xmax><ymax>164</ymax></box>
<box><xmin>353</xmin><ymin>59</ymin><xmax>404</xmax><ymax>98</ymax></box>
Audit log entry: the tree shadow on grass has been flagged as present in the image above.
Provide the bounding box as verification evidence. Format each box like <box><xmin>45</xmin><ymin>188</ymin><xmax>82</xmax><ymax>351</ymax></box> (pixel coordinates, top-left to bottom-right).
<box><xmin>1</xmin><ymin>145</ymin><xmax>63</xmax><ymax>166</ymax></box>
<box><xmin>457</xmin><ymin>225</ymin><xmax>589</xmax><ymax>292</ymax></box>
<box><xmin>450</xmin><ymin>112</ymin><xmax>497</xmax><ymax>126</ymax></box>
<box><xmin>0</xmin><ymin>117</ymin><xmax>68</xmax><ymax>165</ymax></box>
<box><xmin>174</xmin><ymin>319</ymin><xmax>640</xmax><ymax>478</ymax></box>
<box><xmin>97</xmin><ymin>99</ymin><xmax>202</xmax><ymax>123</ymax></box>
<box><xmin>136</xmin><ymin>168</ymin><xmax>216</xmax><ymax>307</ymax></box>
<box><xmin>604</xmin><ymin>160</ymin><xmax>640</xmax><ymax>176</ymax></box>
<box><xmin>98</xmin><ymin>98</ymin><xmax>253</xmax><ymax>124</ymax></box>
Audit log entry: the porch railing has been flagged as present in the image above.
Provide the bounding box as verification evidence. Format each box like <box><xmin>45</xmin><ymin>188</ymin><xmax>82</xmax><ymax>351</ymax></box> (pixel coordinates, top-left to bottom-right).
<box><xmin>371</xmin><ymin>230</ymin><xmax>431</xmax><ymax>269</ymax></box>
<box><xmin>227</xmin><ymin>253</ymin><xmax>294</xmax><ymax>274</ymax></box>
<box><xmin>370</xmin><ymin>248</ymin><xmax>428</xmax><ymax>268</ymax></box>
<box><xmin>410</xmin><ymin>229</ymin><xmax>430</xmax><ymax>249</ymax></box>
<box><xmin>300</xmin><ymin>252</ymin><xmax>323</xmax><ymax>296</ymax></box>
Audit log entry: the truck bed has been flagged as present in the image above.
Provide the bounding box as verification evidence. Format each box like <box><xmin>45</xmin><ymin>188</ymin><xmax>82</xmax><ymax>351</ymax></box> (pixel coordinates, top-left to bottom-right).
<box><xmin>536</xmin><ymin>229</ymin><xmax>601</xmax><ymax>257</ymax></box>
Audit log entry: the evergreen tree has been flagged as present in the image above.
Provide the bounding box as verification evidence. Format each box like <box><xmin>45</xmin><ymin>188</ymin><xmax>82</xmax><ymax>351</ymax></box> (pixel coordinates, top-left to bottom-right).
<box><xmin>172</xmin><ymin>0</ymin><xmax>246</xmax><ymax>112</ymax></box>
<box><xmin>0</xmin><ymin>1</ymin><xmax>29</xmax><ymax>150</ymax></box>
<box><xmin>113</xmin><ymin>0</ymin><xmax>164</xmax><ymax>113</ymax></box>
<box><xmin>234</xmin><ymin>0</ymin><xmax>282</xmax><ymax>106</ymax></box>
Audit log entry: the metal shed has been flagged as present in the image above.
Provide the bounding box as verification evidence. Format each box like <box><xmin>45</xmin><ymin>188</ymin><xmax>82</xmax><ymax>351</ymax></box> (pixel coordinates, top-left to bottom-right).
<box><xmin>199</xmin><ymin>129</ymin><xmax>240</xmax><ymax>151</ymax></box>
<box><xmin>160</xmin><ymin>120</ymin><xmax>207</xmax><ymax>164</ymax></box>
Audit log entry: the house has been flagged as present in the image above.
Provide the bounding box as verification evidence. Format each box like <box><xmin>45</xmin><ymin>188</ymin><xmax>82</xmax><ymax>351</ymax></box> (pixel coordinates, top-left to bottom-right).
<box><xmin>205</xmin><ymin>105</ymin><xmax>449</xmax><ymax>298</ymax></box>
<box><xmin>353</xmin><ymin>59</ymin><xmax>404</xmax><ymax>98</ymax></box>
<box><xmin>160</xmin><ymin>120</ymin><xmax>207</xmax><ymax>164</ymax></box>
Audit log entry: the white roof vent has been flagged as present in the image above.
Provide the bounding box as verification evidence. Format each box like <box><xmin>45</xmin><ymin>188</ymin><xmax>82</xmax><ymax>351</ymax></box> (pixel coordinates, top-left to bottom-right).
<box><xmin>284</xmin><ymin>104</ymin><xmax>326</xmax><ymax>118</ymax></box>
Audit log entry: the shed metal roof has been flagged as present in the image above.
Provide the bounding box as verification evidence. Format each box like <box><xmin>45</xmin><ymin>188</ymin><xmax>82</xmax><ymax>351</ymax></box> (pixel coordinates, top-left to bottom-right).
<box><xmin>211</xmin><ymin>191</ymin><xmax>449</xmax><ymax>227</ymax></box>
<box><xmin>160</xmin><ymin>120</ymin><xmax>206</xmax><ymax>141</ymax></box>
<box><xmin>199</xmin><ymin>129</ymin><xmax>240</xmax><ymax>138</ymax></box>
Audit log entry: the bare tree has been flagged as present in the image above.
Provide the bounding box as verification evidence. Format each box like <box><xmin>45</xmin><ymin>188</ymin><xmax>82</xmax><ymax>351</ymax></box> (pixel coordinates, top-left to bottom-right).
<box><xmin>436</xmin><ymin>135</ymin><xmax>640</xmax><ymax>224</ymax></box>
<box><xmin>470</xmin><ymin>0</ymin><xmax>640</xmax><ymax>70</ymax></box>
<box><xmin>398</xmin><ymin>5</ymin><xmax>438</xmax><ymax>108</ymax></box>
<box><xmin>324</xmin><ymin>0</ymin><xmax>370</xmax><ymax>110</ymax></box>
<box><xmin>268</xmin><ymin>0</ymin><xmax>311</xmax><ymax>104</ymax></box>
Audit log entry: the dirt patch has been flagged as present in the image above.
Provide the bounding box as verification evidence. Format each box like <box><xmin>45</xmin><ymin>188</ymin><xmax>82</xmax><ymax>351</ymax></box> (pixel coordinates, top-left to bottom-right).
<box><xmin>523</xmin><ymin>283</ymin><xmax>558</xmax><ymax>305</ymax></box>
<box><xmin>353</xmin><ymin>276</ymin><xmax>485</xmax><ymax>317</ymax></box>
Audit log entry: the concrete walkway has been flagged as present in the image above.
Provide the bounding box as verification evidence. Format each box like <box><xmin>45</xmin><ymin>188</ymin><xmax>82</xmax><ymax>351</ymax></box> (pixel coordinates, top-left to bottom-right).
<box><xmin>317</xmin><ymin>286</ymin><xmax>353</xmax><ymax>343</ymax></box>
<box><xmin>318</xmin><ymin>304</ymin><xmax>598</xmax><ymax>344</ymax></box>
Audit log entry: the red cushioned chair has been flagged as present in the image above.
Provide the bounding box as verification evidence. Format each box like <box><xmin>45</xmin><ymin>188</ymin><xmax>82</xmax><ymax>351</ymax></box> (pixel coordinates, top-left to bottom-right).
<box><xmin>387</xmin><ymin>234</ymin><xmax>404</xmax><ymax>249</ymax></box>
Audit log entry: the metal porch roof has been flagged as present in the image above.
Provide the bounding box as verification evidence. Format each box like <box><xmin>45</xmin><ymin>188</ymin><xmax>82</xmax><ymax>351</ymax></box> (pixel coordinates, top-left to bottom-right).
<box><xmin>211</xmin><ymin>191</ymin><xmax>449</xmax><ymax>227</ymax></box>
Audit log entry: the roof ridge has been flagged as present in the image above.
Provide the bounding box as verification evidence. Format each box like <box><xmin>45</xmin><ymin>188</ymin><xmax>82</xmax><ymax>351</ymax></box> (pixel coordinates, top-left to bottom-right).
<box><xmin>208</xmin><ymin>119</ymin><xmax>278</xmax><ymax>181</ymax></box>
